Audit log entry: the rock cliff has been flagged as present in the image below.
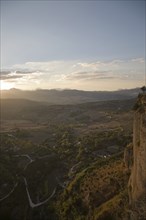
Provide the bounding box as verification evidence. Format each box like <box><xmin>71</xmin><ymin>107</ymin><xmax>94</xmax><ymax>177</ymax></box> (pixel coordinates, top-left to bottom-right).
<box><xmin>128</xmin><ymin>94</ymin><xmax>146</xmax><ymax>219</ymax></box>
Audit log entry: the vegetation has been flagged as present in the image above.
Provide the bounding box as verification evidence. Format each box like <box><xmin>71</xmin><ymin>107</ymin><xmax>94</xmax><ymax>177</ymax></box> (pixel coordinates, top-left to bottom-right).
<box><xmin>0</xmin><ymin>97</ymin><xmax>134</xmax><ymax>219</ymax></box>
<box><xmin>57</xmin><ymin>152</ymin><xmax>130</xmax><ymax>220</ymax></box>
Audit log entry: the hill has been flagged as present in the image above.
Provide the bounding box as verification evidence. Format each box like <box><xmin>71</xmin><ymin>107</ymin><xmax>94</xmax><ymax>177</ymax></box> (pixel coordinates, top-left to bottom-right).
<box><xmin>0</xmin><ymin>88</ymin><xmax>140</xmax><ymax>105</ymax></box>
<box><xmin>0</xmin><ymin>98</ymin><xmax>135</xmax><ymax>126</ymax></box>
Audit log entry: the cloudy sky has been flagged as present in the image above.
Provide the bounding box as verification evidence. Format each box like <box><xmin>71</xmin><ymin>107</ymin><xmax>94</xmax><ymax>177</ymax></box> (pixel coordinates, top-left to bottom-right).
<box><xmin>0</xmin><ymin>0</ymin><xmax>145</xmax><ymax>91</ymax></box>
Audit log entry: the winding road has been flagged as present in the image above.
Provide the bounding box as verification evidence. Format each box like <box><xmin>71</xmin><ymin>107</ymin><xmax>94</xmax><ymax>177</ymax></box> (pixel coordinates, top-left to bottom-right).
<box><xmin>0</xmin><ymin>148</ymin><xmax>71</xmax><ymax>205</ymax></box>
<box><xmin>23</xmin><ymin>178</ymin><xmax>56</xmax><ymax>208</ymax></box>
<box><xmin>0</xmin><ymin>153</ymin><xmax>60</xmax><ymax>208</ymax></box>
<box><xmin>0</xmin><ymin>182</ymin><xmax>18</xmax><ymax>202</ymax></box>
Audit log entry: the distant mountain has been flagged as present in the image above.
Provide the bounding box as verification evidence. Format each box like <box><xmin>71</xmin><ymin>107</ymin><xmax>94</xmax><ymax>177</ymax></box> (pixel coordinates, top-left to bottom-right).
<box><xmin>0</xmin><ymin>88</ymin><xmax>140</xmax><ymax>105</ymax></box>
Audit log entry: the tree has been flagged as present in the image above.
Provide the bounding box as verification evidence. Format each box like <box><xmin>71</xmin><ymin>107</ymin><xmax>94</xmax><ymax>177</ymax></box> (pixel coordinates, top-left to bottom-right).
<box><xmin>141</xmin><ymin>86</ymin><xmax>146</xmax><ymax>93</ymax></box>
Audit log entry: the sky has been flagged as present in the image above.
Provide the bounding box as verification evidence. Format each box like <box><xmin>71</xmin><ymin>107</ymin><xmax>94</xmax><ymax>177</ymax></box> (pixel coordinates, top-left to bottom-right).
<box><xmin>0</xmin><ymin>0</ymin><xmax>145</xmax><ymax>91</ymax></box>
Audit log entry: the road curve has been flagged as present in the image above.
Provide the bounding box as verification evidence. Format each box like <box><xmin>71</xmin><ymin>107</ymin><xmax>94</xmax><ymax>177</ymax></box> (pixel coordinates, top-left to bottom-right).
<box><xmin>0</xmin><ymin>182</ymin><xmax>18</xmax><ymax>202</ymax></box>
<box><xmin>23</xmin><ymin>178</ymin><xmax>56</xmax><ymax>208</ymax></box>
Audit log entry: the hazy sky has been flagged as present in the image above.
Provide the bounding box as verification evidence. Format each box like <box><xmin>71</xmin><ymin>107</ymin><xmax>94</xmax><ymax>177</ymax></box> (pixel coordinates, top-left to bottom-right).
<box><xmin>0</xmin><ymin>0</ymin><xmax>145</xmax><ymax>91</ymax></box>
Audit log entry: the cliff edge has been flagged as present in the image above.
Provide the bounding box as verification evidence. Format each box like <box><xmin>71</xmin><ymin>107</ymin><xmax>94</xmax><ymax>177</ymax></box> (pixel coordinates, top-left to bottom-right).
<box><xmin>128</xmin><ymin>94</ymin><xmax>146</xmax><ymax>219</ymax></box>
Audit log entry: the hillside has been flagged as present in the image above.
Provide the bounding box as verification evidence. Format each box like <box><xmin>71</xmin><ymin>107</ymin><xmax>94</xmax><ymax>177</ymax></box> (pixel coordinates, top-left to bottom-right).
<box><xmin>55</xmin><ymin>94</ymin><xmax>146</xmax><ymax>220</ymax></box>
<box><xmin>57</xmin><ymin>152</ymin><xmax>129</xmax><ymax>220</ymax></box>
<box><xmin>1</xmin><ymin>88</ymin><xmax>140</xmax><ymax>105</ymax></box>
<box><xmin>1</xmin><ymin>98</ymin><xmax>135</xmax><ymax>132</ymax></box>
<box><xmin>1</xmin><ymin>93</ymin><xmax>142</xmax><ymax>220</ymax></box>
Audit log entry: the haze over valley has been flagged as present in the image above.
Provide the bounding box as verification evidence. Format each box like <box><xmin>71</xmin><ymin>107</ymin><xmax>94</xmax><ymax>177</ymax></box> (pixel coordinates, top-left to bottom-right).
<box><xmin>0</xmin><ymin>0</ymin><xmax>145</xmax><ymax>219</ymax></box>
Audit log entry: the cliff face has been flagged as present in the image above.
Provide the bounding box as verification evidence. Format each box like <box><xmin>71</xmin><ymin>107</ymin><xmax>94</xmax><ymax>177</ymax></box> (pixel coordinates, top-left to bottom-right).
<box><xmin>128</xmin><ymin>94</ymin><xmax>146</xmax><ymax>219</ymax></box>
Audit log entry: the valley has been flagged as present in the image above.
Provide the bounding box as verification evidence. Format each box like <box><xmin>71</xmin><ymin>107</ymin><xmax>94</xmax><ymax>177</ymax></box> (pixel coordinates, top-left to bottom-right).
<box><xmin>0</xmin><ymin>96</ymin><xmax>134</xmax><ymax>219</ymax></box>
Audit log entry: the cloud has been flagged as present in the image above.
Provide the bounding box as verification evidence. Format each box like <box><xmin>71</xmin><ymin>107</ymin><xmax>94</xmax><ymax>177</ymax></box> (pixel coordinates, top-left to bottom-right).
<box><xmin>131</xmin><ymin>58</ymin><xmax>145</xmax><ymax>63</ymax></box>
<box><xmin>64</xmin><ymin>70</ymin><xmax>115</xmax><ymax>81</ymax></box>
<box><xmin>1</xmin><ymin>74</ymin><xmax>22</xmax><ymax>80</ymax></box>
<box><xmin>75</xmin><ymin>59</ymin><xmax>124</xmax><ymax>70</ymax></box>
<box><xmin>16</xmin><ymin>70</ymin><xmax>36</xmax><ymax>74</ymax></box>
<box><xmin>12</xmin><ymin>61</ymin><xmax>71</xmax><ymax>73</ymax></box>
<box><xmin>1</xmin><ymin>57</ymin><xmax>145</xmax><ymax>90</ymax></box>
<box><xmin>0</xmin><ymin>71</ymin><xmax>18</xmax><ymax>80</ymax></box>
<box><xmin>0</xmin><ymin>69</ymin><xmax>43</xmax><ymax>82</ymax></box>
<box><xmin>0</xmin><ymin>70</ymin><xmax>35</xmax><ymax>80</ymax></box>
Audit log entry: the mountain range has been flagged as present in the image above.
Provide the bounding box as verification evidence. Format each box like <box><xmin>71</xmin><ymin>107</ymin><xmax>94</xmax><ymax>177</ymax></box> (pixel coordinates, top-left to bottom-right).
<box><xmin>0</xmin><ymin>88</ymin><xmax>141</xmax><ymax>105</ymax></box>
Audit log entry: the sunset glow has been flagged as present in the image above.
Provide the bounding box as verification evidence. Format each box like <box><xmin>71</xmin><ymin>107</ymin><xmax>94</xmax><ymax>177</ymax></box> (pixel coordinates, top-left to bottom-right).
<box><xmin>1</xmin><ymin>0</ymin><xmax>145</xmax><ymax>91</ymax></box>
<box><xmin>0</xmin><ymin>80</ymin><xmax>14</xmax><ymax>90</ymax></box>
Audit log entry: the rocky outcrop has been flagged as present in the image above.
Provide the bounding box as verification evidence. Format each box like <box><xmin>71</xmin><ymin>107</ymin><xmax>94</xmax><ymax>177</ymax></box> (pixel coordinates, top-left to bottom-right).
<box><xmin>124</xmin><ymin>143</ymin><xmax>133</xmax><ymax>170</ymax></box>
<box><xmin>128</xmin><ymin>94</ymin><xmax>146</xmax><ymax>219</ymax></box>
